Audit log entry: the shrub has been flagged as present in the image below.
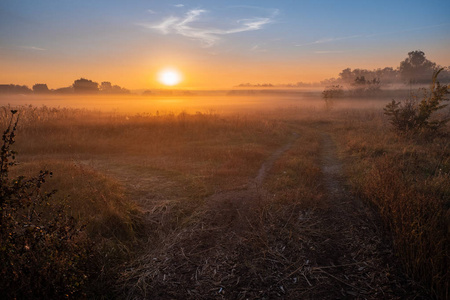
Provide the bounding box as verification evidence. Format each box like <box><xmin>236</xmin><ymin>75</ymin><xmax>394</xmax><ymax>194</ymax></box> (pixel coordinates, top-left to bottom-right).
<box><xmin>0</xmin><ymin>111</ymin><xmax>89</xmax><ymax>298</ymax></box>
<box><xmin>384</xmin><ymin>69</ymin><xmax>449</xmax><ymax>135</ymax></box>
<box><xmin>322</xmin><ymin>85</ymin><xmax>344</xmax><ymax>99</ymax></box>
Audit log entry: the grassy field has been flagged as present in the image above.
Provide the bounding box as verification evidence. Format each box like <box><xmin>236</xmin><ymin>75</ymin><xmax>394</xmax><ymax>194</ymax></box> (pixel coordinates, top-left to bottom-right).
<box><xmin>0</xmin><ymin>98</ymin><xmax>448</xmax><ymax>298</ymax></box>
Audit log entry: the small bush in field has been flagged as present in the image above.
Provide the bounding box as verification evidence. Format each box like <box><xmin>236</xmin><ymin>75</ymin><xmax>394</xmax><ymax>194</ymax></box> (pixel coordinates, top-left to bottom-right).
<box><xmin>0</xmin><ymin>111</ymin><xmax>89</xmax><ymax>298</ymax></box>
<box><xmin>322</xmin><ymin>85</ymin><xmax>344</xmax><ymax>99</ymax></box>
<box><xmin>384</xmin><ymin>69</ymin><xmax>449</xmax><ymax>134</ymax></box>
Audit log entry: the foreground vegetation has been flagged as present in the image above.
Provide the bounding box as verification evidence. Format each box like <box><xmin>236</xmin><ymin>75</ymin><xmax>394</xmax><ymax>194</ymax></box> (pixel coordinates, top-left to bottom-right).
<box><xmin>331</xmin><ymin>107</ymin><xmax>449</xmax><ymax>299</ymax></box>
<box><xmin>0</xmin><ymin>111</ymin><xmax>144</xmax><ymax>298</ymax></box>
<box><xmin>0</xmin><ymin>98</ymin><xmax>447</xmax><ymax>298</ymax></box>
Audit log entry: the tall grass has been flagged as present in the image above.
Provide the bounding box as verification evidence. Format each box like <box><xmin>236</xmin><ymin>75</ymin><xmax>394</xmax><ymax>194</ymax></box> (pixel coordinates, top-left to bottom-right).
<box><xmin>332</xmin><ymin>109</ymin><xmax>449</xmax><ymax>299</ymax></box>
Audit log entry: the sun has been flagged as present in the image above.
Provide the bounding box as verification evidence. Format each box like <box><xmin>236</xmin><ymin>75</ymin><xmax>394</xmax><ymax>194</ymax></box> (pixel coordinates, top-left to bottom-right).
<box><xmin>158</xmin><ymin>68</ymin><xmax>183</xmax><ymax>86</ymax></box>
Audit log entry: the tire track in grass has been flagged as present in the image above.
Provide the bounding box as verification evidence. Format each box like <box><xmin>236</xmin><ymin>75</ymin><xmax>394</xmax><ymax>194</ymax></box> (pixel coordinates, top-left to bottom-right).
<box><xmin>119</xmin><ymin>133</ymin><xmax>302</xmax><ymax>298</ymax></box>
<box><xmin>314</xmin><ymin>132</ymin><xmax>427</xmax><ymax>299</ymax></box>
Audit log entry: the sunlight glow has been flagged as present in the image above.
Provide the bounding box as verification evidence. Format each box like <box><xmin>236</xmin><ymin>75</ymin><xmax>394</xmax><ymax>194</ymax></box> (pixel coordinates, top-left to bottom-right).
<box><xmin>158</xmin><ymin>68</ymin><xmax>183</xmax><ymax>86</ymax></box>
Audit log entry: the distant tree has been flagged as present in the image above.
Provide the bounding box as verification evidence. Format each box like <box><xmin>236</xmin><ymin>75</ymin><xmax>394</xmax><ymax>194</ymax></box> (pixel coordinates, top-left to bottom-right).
<box><xmin>320</xmin><ymin>50</ymin><xmax>449</xmax><ymax>87</ymax></box>
<box><xmin>354</xmin><ymin>76</ymin><xmax>367</xmax><ymax>85</ymax></box>
<box><xmin>0</xmin><ymin>85</ymin><xmax>32</xmax><ymax>94</ymax></box>
<box><xmin>73</xmin><ymin>78</ymin><xmax>99</xmax><ymax>93</ymax></box>
<box><xmin>399</xmin><ymin>50</ymin><xmax>437</xmax><ymax>84</ymax></box>
<box><xmin>338</xmin><ymin>68</ymin><xmax>354</xmax><ymax>83</ymax></box>
<box><xmin>99</xmin><ymin>81</ymin><xmax>129</xmax><ymax>94</ymax></box>
<box><xmin>237</xmin><ymin>83</ymin><xmax>274</xmax><ymax>87</ymax></box>
<box><xmin>54</xmin><ymin>86</ymin><xmax>74</xmax><ymax>94</ymax></box>
<box><xmin>338</xmin><ymin>68</ymin><xmax>387</xmax><ymax>85</ymax></box>
<box><xmin>376</xmin><ymin>67</ymin><xmax>399</xmax><ymax>84</ymax></box>
<box><xmin>100</xmin><ymin>81</ymin><xmax>112</xmax><ymax>92</ymax></box>
<box><xmin>294</xmin><ymin>82</ymin><xmax>314</xmax><ymax>87</ymax></box>
<box><xmin>111</xmin><ymin>85</ymin><xmax>130</xmax><ymax>94</ymax></box>
<box><xmin>32</xmin><ymin>83</ymin><xmax>50</xmax><ymax>94</ymax></box>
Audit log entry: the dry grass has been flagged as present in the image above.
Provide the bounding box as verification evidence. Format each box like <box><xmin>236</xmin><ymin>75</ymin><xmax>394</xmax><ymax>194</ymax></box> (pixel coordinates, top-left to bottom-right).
<box><xmin>2</xmin><ymin>104</ymin><xmax>296</xmax><ymax>297</ymax></box>
<box><xmin>331</xmin><ymin>108</ymin><xmax>449</xmax><ymax>299</ymax></box>
<box><xmin>11</xmin><ymin>160</ymin><xmax>142</xmax><ymax>241</ymax></box>
<box><xmin>2</xmin><ymin>102</ymin><xmax>445</xmax><ymax>298</ymax></box>
<box><xmin>117</xmin><ymin>123</ymin><xmax>328</xmax><ymax>299</ymax></box>
<box><xmin>118</xmin><ymin>119</ymin><xmax>425</xmax><ymax>299</ymax></box>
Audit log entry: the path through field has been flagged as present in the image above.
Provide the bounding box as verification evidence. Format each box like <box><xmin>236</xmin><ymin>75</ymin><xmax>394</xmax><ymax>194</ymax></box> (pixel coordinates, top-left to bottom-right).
<box><xmin>87</xmin><ymin>130</ymin><xmax>424</xmax><ymax>299</ymax></box>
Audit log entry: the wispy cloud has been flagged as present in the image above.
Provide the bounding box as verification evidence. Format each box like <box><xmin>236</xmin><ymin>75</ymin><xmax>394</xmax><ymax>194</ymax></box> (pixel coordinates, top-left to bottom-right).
<box><xmin>314</xmin><ymin>50</ymin><xmax>346</xmax><ymax>54</ymax></box>
<box><xmin>20</xmin><ymin>46</ymin><xmax>45</xmax><ymax>51</ymax></box>
<box><xmin>250</xmin><ymin>44</ymin><xmax>268</xmax><ymax>52</ymax></box>
<box><xmin>174</xmin><ymin>4</ymin><xmax>184</xmax><ymax>8</ymax></box>
<box><xmin>296</xmin><ymin>35</ymin><xmax>361</xmax><ymax>47</ymax></box>
<box><xmin>140</xmin><ymin>8</ymin><xmax>278</xmax><ymax>47</ymax></box>
<box><xmin>147</xmin><ymin>9</ymin><xmax>157</xmax><ymax>14</ymax></box>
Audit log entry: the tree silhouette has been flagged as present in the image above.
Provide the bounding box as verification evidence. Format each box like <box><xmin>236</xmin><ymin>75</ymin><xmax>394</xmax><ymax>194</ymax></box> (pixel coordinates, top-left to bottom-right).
<box><xmin>399</xmin><ymin>50</ymin><xmax>436</xmax><ymax>84</ymax></box>
<box><xmin>32</xmin><ymin>83</ymin><xmax>49</xmax><ymax>94</ymax></box>
<box><xmin>100</xmin><ymin>81</ymin><xmax>129</xmax><ymax>94</ymax></box>
<box><xmin>73</xmin><ymin>78</ymin><xmax>99</xmax><ymax>93</ymax></box>
<box><xmin>100</xmin><ymin>81</ymin><xmax>112</xmax><ymax>92</ymax></box>
<box><xmin>0</xmin><ymin>85</ymin><xmax>32</xmax><ymax>94</ymax></box>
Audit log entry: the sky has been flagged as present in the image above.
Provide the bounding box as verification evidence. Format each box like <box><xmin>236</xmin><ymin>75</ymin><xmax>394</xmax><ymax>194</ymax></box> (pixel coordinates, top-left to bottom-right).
<box><xmin>1</xmin><ymin>0</ymin><xmax>449</xmax><ymax>90</ymax></box>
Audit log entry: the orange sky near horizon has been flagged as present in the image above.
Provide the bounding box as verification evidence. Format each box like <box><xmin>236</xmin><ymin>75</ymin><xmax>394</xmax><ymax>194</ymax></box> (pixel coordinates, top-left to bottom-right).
<box><xmin>3</xmin><ymin>47</ymin><xmax>442</xmax><ymax>91</ymax></box>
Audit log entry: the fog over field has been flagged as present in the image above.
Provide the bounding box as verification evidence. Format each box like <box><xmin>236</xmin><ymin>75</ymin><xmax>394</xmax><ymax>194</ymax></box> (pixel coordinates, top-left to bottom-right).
<box><xmin>0</xmin><ymin>93</ymin><xmax>400</xmax><ymax>115</ymax></box>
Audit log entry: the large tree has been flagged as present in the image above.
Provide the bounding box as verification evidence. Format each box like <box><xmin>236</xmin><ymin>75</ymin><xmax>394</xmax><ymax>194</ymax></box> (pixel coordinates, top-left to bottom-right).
<box><xmin>399</xmin><ymin>50</ymin><xmax>436</xmax><ymax>84</ymax></box>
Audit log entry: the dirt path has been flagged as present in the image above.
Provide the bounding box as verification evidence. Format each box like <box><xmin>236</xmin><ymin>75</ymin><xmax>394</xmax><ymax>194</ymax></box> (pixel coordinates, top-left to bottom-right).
<box><xmin>321</xmin><ymin>132</ymin><xmax>345</xmax><ymax>196</ymax></box>
<box><xmin>312</xmin><ymin>133</ymin><xmax>425</xmax><ymax>299</ymax></box>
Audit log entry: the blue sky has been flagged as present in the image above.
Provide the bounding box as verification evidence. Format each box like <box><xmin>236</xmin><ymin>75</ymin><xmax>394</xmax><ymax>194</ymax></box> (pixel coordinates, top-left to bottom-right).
<box><xmin>1</xmin><ymin>0</ymin><xmax>449</xmax><ymax>88</ymax></box>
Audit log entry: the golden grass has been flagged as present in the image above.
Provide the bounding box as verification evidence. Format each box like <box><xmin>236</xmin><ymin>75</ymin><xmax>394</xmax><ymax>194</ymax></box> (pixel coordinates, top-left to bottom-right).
<box><xmin>331</xmin><ymin>108</ymin><xmax>449</xmax><ymax>299</ymax></box>
<box><xmin>11</xmin><ymin>160</ymin><xmax>142</xmax><ymax>241</ymax></box>
<box><xmin>2</xmin><ymin>102</ymin><xmax>447</xmax><ymax>298</ymax></box>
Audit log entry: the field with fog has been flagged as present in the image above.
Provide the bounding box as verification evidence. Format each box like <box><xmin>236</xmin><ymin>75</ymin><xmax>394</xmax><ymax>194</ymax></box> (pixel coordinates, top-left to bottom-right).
<box><xmin>0</xmin><ymin>92</ymin><xmax>394</xmax><ymax>115</ymax></box>
<box><xmin>1</xmin><ymin>92</ymin><xmax>448</xmax><ymax>299</ymax></box>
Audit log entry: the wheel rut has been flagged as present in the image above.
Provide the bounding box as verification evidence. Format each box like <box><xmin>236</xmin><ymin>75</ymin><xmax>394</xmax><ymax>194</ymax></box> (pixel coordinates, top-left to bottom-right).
<box><xmin>313</xmin><ymin>132</ymin><xmax>424</xmax><ymax>299</ymax></box>
<box><xmin>205</xmin><ymin>132</ymin><xmax>300</xmax><ymax>217</ymax></box>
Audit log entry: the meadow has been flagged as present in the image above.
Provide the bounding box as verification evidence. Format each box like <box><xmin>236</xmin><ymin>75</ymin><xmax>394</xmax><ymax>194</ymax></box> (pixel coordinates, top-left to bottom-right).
<box><xmin>0</xmin><ymin>93</ymin><xmax>448</xmax><ymax>299</ymax></box>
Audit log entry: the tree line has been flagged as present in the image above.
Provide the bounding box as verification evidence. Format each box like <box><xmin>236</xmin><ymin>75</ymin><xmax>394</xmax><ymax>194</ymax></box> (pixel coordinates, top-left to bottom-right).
<box><xmin>322</xmin><ymin>52</ymin><xmax>450</xmax><ymax>99</ymax></box>
<box><xmin>324</xmin><ymin>50</ymin><xmax>450</xmax><ymax>86</ymax></box>
<box><xmin>0</xmin><ymin>78</ymin><xmax>130</xmax><ymax>95</ymax></box>
<box><xmin>238</xmin><ymin>51</ymin><xmax>450</xmax><ymax>88</ymax></box>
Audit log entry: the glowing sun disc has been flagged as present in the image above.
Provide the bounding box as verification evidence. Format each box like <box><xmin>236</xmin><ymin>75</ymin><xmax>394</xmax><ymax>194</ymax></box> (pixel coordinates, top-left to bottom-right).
<box><xmin>158</xmin><ymin>69</ymin><xmax>182</xmax><ymax>86</ymax></box>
